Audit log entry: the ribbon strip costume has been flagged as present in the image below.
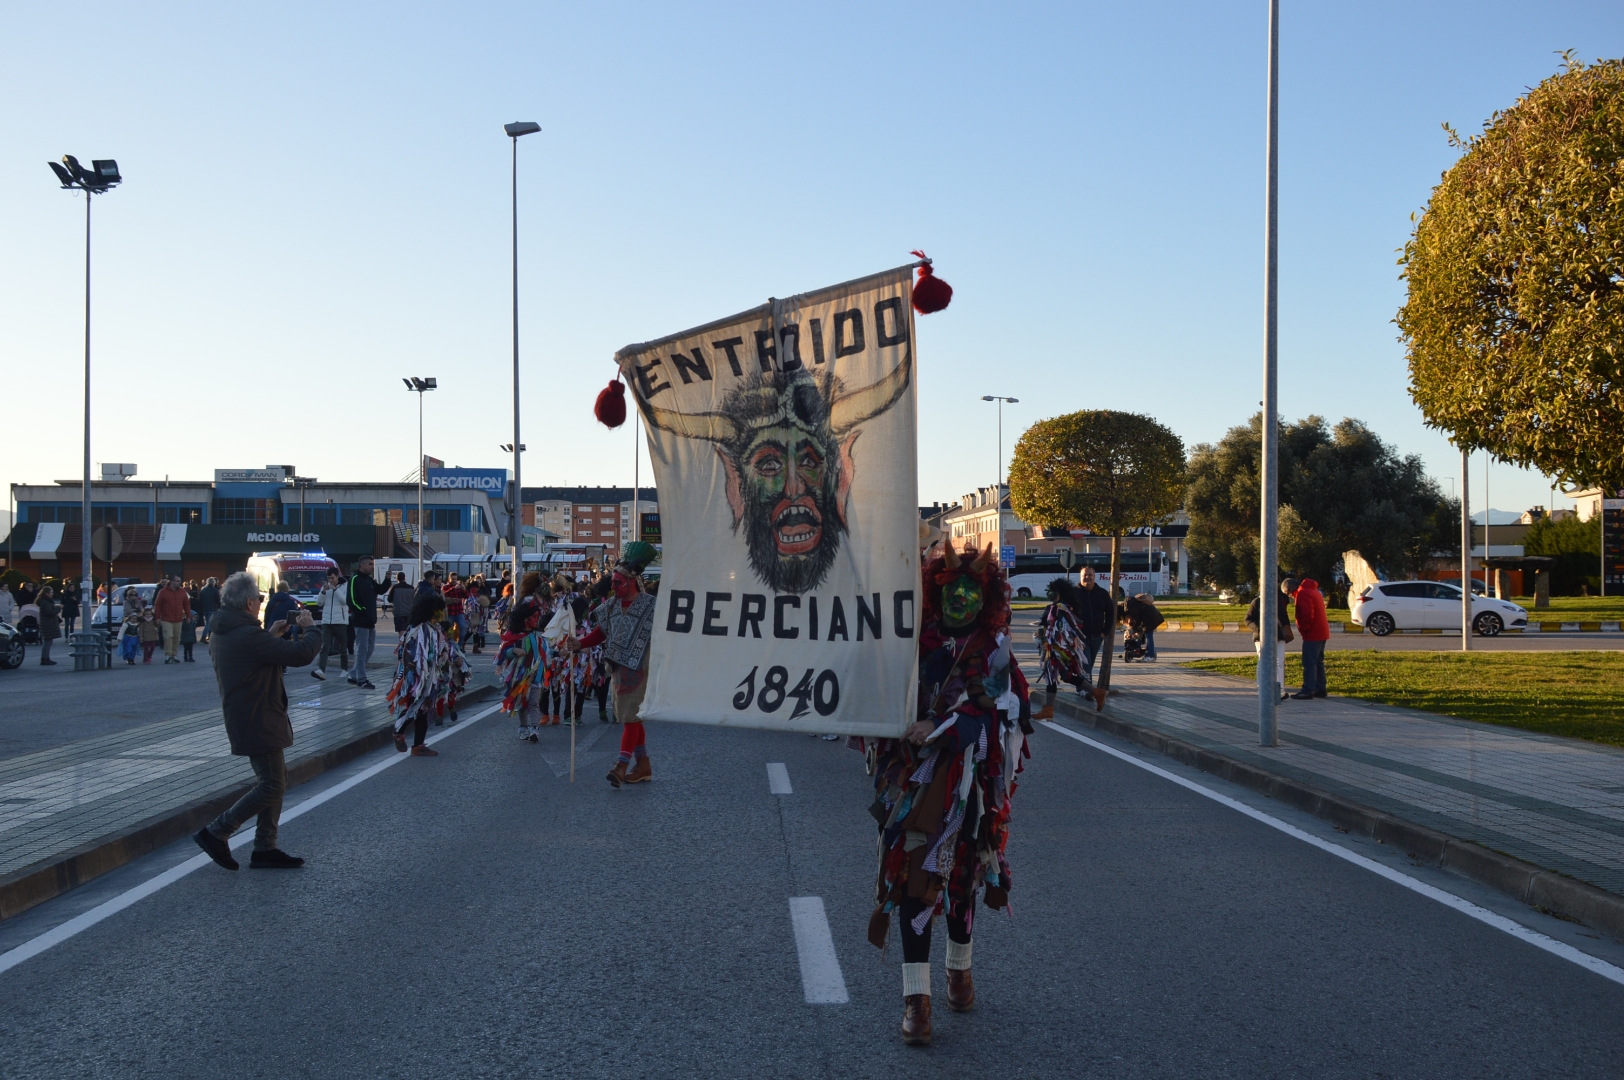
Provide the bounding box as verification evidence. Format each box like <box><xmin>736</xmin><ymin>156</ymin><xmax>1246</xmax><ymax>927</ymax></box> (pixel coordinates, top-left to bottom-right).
<box><xmin>852</xmin><ymin>541</ymin><xmax>1032</xmax><ymax>1045</ymax></box>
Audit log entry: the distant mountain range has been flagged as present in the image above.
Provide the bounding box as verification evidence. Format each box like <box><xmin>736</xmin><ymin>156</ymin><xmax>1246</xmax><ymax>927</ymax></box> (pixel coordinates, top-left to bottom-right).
<box><xmin>1469</xmin><ymin>509</ymin><xmax>1529</xmax><ymax>525</ymax></box>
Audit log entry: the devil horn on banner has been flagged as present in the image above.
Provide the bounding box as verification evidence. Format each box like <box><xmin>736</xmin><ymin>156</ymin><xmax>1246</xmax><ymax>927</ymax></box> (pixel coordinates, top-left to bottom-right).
<box><xmin>594</xmin><ymin>378</ymin><xmax>627</xmax><ymax>428</ymax></box>
<box><xmin>910</xmin><ymin>251</ymin><xmax>953</xmax><ymax>314</ymax></box>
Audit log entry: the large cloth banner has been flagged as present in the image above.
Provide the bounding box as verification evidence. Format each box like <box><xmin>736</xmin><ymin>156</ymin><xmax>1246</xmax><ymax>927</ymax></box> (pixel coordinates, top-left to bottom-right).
<box><xmin>617</xmin><ymin>264</ymin><xmax>921</xmax><ymax>737</ymax></box>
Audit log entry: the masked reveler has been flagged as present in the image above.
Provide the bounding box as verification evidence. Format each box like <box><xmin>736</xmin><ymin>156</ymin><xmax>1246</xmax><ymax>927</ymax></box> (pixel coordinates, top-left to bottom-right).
<box><xmin>854</xmin><ymin>540</ymin><xmax>1033</xmax><ymax>1046</ymax></box>
<box><xmin>1033</xmin><ymin>578</ymin><xmax>1108</xmax><ymax>718</ymax></box>
<box><xmin>572</xmin><ymin>541</ymin><xmax>659</xmax><ymax>787</ymax></box>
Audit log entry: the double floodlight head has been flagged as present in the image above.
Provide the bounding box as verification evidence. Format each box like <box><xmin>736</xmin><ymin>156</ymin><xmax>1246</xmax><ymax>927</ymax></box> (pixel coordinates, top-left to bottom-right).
<box><xmin>504</xmin><ymin>121</ymin><xmax>541</xmax><ymax>138</ymax></box>
<box><xmin>49</xmin><ymin>155</ymin><xmax>121</xmax><ymax>193</ymax></box>
<box><xmin>403</xmin><ymin>376</ymin><xmax>438</xmax><ymax>392</ymax></box>
<box><xmin>499</xmin><ymin>443</ymin><xmax>527</xmax><ymax>453</ymax></box>
<box><xmin>982</xmin><ymin>395</ymin><xmax>1019</xmax><ymax>403</ymax></box>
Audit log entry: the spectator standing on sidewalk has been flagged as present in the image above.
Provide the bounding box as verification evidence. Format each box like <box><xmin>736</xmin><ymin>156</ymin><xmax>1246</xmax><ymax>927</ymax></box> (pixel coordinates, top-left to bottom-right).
<box><xmin>138</xmin><ymin>608</ymin><xmax>161</xmax><ymax>663</ymax></box>
<box><xmin>263</xmin><ymin>582</ymin><xmax>299</xmax><ymax>632</ymax></box>
<box><xmin>1291</xmin><ymin>578</ymin><xmax>1330</xmax><ymax>699</ymax></box>
<box><xmin>1065</xmin><ymin>566</ymin><xmax>1115</xmax><ymax>679</ymax></box>
<box><xmin>196</xmin><ymin>577</ymin><xmax>221</xmax><ymax>642</ymax></box>
<box><xmin>443</xmin><ymin>574</ymin><xmax>469</xmax><ymax>647</ymax></box>
<box><xmin>389</xmin><ymin>573</ymin><xmax>414</xmax><ymax>634</ymax></box>
<box><xmin>60</xmin><ymin>578</ymin><xmax>82</xmax><ymax>638</ymax></box>
<box><xmin>193</xmin><ymin>572</ymin><xmax>321</xmax><ymax>871</ymax></box>
<box><xmin>311</xmin><ymin>568</ymin><xmax>349</xmax><ymax>681</ymax></box>
<box><xmin>17</xmin><ymin>580</ymin><xmax>37</xmax><ymax>607</ymax></box>
<box><xmin>1246</xmin><ymin>578</ymin><xmax>1295</xmax><ymax>702</ymax></box>
<box><xmin>154</xmin><ymin>575</ymin><xmax>191</xmax><ymax>665</ymax></box>
<box><xmin>0</xmin><ymin>582</ymin><xmax>16</xmax><ymax>626</ymax></box>
<box><xmin>36</xmin><ymin>585</ymin><xmax>61</xmax><ymax>666</ymax></box>
<box><xmin>345</xmin><ymin>554</ymin><xmax>391</xmax><ymax>689</ymax></box>
<box><xmin>180</xmin><ymin>607</ymin><xmax>199</xmax><ymax>662</ymax></box>
<box><xmin>1122</xmin><ymin>592</ymin><xmax>1165</xmax><ymax>661</ymax></box>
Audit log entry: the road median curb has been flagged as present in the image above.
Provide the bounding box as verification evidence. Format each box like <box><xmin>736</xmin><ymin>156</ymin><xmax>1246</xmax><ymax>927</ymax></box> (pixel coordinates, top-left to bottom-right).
<box><xmin>0</xmin><ymin>683</ymin><xmax>497</xmax><ymax>923</ymax></box>
<box><xmin>1051</xmin><ymin>692</ymin><xmax>1624</xmax><ymax>944</ymax></box>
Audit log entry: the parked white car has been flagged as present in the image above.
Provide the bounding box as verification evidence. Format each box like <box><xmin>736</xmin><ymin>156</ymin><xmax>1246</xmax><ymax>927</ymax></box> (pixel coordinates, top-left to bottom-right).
<box><xmin>1348</xmin><ymin>581</ymin><xmax>1527</xmax><ymax>636</ymax></box>
<box><xmin>90</xmin><ymin>583</ymin><xmax>160</xmax><ymax>634</ymax></box>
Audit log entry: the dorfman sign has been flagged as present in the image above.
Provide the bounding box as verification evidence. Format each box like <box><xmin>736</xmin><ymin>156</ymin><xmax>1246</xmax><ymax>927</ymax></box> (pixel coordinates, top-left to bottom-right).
<box><xmin>215</xmin><ymin>468</ymin><xmax>286</xmax><ymax>483</ymax></box>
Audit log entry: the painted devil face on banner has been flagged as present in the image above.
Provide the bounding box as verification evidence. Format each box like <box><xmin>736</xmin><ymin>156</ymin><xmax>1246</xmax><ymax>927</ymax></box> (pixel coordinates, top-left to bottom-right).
<box><xmin>644</xmin><ymin>362</ymin><xmax>910</xmax><ymax>594</ymax></box>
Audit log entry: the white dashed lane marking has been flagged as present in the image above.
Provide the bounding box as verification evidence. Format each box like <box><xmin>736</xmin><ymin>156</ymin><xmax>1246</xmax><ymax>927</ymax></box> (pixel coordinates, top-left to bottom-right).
<box><xmin>788</xmin><ymin>896</ymin><xmax>848</xmax><ymax>1004</ymax></box>
<box><xmin>766</xmin><ymin>762</ymin><xmax>793</xmax><ymax>795</ymax></box>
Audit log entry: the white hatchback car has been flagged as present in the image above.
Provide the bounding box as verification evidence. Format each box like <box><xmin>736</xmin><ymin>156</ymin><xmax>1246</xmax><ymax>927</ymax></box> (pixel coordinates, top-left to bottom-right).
<box><xmin>1349</xmin><ymin>581</ymin><xmax>1527</xmax><ymax>636</ymax></box>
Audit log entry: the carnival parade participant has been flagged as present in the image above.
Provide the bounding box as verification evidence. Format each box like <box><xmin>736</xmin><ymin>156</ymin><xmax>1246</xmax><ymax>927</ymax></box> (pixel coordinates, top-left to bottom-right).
<box><xmin>497</xmin><ymin>597</ymin><xmax>547</xmax><ymax>742</ymax></box>
<box><xmin>854</xmin><ymin>541</ymin><xmax>1033</xmax><ymax>1046</ymax></box>
<box><xmin>1033</xmin><ymin>578</ymin><xmax>1107</xmax><ymax>718</ymax></box>
<box><xmin>543</xmin><ymin>595</ymin><xmax>592</xmax><ymax>725</ymax></box>
<box><xmin>385</xmin><ymin>593</ymin><xmax>471</xmax><ymax>756</ymax></box>
<box><xmin>571</xmin><ymin>542</ymin><xmax>658</xmax><ymax>786</ymax></box>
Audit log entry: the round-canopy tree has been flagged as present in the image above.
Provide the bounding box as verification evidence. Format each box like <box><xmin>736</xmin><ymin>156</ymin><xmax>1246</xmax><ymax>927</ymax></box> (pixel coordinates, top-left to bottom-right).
<box><xmin>1008</xmin><ymin>410</ymin><xmax>1185</xmax><ymax>690</ymax></box>
<box><xmin>1399</xmin><ymin>55</ymin><xmax>1624</xmax><ymax>490</ymax></box>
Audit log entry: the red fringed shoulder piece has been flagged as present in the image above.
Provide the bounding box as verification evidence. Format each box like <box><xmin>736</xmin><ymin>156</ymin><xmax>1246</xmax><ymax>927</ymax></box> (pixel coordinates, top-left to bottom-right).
<box><xmin>594</xmin><ymin>379</ymin><xmax>627</xmax><ymax>428</ymax></box>
<box><xmin>910</xmin><ymin>250</ymin><xmax>953</xmax><ymax>314</ymax></box>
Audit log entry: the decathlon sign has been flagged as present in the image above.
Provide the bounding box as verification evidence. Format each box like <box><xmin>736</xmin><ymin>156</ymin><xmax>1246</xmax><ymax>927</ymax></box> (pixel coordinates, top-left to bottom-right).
<box><xmin>425</xmin><ymin>468</ymin><xmax>508</xmax><ymax>497</ymax></box>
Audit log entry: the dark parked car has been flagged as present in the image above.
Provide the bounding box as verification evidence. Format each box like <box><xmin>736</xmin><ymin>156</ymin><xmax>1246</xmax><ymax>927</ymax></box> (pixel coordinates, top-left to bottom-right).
<box><xmin>0</xmin><ymin>619</ymin><xmax>25</xmax><ymax>669</ymax></box>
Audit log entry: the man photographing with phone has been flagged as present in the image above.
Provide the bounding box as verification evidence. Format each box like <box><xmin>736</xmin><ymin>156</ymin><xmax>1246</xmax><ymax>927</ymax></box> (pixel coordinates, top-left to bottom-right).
<box><xmin>194</xmin><ymin>572</ymin><xmax>322</xmax><ymax>871</ymax></box>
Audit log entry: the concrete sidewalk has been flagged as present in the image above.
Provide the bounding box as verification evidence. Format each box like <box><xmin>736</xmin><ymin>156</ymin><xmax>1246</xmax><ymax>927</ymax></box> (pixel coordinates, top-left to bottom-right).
<box><xmin>1036</xmin><ymin>656</ymin><xmax>1624</xmax><ymax>938</ymax></box>
<box><xmin>0</xmin><ymin>660</ymin><xmax>496</xmax><ymax>920</ymax></box>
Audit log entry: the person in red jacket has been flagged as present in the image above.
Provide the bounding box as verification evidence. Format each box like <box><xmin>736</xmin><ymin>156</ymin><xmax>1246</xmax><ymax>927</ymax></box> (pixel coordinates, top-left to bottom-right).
<box><xmin>153</xmin><ymin>575</ymin><xmax>192</xmax><ymax>665</ymax></box>
<box><xmin>1291</xmin><ymin>578</ymin><xmax>1331</xmax><ymax>699</ymax></box>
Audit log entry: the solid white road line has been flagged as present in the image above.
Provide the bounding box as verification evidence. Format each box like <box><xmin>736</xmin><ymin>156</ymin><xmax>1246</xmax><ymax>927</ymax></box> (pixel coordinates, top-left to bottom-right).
<box><xmin>766</xmin><ymin>762</ymin><xmax>793</xmax><ymax>795</ymax></box>
<box><xmin>0</xmin><ymin>702</ymin><xmax>503</xmax><ymax>978</ymax></box>
<box><xmin>788</xmin><ymin>896</ymin><xmax>849</xmax><ymax>1004</ymax></box>
<box><xmin>1039</xmin><ymin>720</ymin><xmax>1624</xmax><ymax>989</ymax></box>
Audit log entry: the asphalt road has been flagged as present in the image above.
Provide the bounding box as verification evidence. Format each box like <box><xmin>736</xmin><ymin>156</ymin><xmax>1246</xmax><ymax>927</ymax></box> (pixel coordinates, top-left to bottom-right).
<box><xmin>1</xmin><ymin>703</ymin><xmax>1621</xmax><ymax>1077</ymax></box>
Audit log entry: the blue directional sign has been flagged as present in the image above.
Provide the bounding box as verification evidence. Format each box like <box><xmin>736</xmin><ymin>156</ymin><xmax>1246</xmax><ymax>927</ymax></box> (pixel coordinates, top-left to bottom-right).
<box><xmin>1000</xmin><ymin>544</ymin><xmax>1017</xmax><ymax>569</ymax></box>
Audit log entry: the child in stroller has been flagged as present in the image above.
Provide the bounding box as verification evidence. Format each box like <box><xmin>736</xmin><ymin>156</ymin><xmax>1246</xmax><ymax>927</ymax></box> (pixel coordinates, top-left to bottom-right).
<box><xmin>15</xmin><ymin>604</ymin><xmax>42</xmax><ymax>645</ymax></box>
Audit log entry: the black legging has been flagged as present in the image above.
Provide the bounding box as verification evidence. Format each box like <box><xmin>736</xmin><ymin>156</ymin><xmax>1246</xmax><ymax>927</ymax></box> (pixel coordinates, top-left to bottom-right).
<box><xmin>395</xmin><ymin>708</ymin><xmax>430</xmax><ymax>747</ymax></box>
<box><xmin>547</xmin><ymin>684</ymin><xmax>585</xmax><ymax>719</ymax></box>
<box><xmin>899</xmin><ymin>896</ymin><xmax>972</xmax><ymax>963</ymax></box>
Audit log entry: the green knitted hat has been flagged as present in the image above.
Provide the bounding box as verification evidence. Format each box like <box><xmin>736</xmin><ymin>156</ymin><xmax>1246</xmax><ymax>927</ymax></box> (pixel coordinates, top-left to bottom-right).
<box><xmin>617</xmin><ymin>541</ymin><xmax>657</xmax><ymax>575</ymax></box>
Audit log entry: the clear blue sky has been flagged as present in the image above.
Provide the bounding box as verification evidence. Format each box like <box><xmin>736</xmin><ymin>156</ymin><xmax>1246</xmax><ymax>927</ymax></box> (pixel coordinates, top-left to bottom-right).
<box><xmin>3</xmin><ymin>2</ymin><xmax>1619</xmax><ymax>522</ymax></box>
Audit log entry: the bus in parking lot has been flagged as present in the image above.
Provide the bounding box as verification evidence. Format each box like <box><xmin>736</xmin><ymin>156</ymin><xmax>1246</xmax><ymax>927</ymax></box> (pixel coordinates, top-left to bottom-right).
<box><xmin>1006</xmin><ymin>551</ymin><xmax>1169</xmax><ymax>598</ymax></box>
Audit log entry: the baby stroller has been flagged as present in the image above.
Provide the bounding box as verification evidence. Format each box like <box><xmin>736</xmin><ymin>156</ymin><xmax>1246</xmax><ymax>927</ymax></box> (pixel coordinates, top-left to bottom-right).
<box><xmin>1122</xmin><ymin>626</ymin><xmax>1148</xmax><ymax>662</ymax></box>
<box><xmin>15</xmin><ymin>604</ymin><xmax>42</xmax><ymax>645</ymax></box>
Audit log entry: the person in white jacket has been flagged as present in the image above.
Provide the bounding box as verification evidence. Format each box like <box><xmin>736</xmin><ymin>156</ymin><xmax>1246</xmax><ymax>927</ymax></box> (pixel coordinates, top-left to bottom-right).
<box><xmin>0</xmin><ymin>583</ymin><xmax>16</xmax><ymax>626</ymax></box>
<box><xmin>311</xmin><ymin>569</ymin><xmax>350</xmax><ymax>681</ymax></box>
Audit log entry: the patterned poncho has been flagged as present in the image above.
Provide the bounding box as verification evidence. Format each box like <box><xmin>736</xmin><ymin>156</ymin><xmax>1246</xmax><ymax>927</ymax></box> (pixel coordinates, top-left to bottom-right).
<box><xmin>496</xmin><ymin>629</ymin><xmax>547</xmax><ymax>713</ymax></box>
<box><xmin>860</xmin><ymin>623</ymin><xmax>1032</xmax><ymax>942</ymax></box>
<box><xmin>1035</xmin><ymin>601</ymin><xmax>1090</xmax><ymax>690</ymax></box>
<box><xmin>387</xmin><ymin>622</ymin><xmax>472</xmax><ymax>721</ymax></box>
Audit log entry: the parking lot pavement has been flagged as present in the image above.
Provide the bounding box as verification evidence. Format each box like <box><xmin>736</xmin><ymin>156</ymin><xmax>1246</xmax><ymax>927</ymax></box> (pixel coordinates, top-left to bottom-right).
<box><xmin>0</xmin><ymin>629</ymin><xmax>420</xmax><ymax>760</ymax></box>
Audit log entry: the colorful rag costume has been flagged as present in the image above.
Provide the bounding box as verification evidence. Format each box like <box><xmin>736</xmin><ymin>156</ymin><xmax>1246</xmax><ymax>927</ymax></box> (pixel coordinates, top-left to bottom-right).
<box><xmin>575</xmin><ymin>541</ymin><xmax>660</xmax><ymax>786</ymax></box>
<box><xmin>386</xmin><ymin>621</ymin><xmax>471</xmax><ymax>748</ymax></box>
<box><xmin>855</xmin><ymin>541</ymin><xmax>1032</xmax><ymax>1045</ymax></box>
<box><xmin>497</xmin><ymin>622</ymin><xmax>548</xmax><ymax>739</ymax></box>
<box><xmin>1036</xmin><ymin>599</ymin><xmax>1090</xmax><ymax>692</ymax></box>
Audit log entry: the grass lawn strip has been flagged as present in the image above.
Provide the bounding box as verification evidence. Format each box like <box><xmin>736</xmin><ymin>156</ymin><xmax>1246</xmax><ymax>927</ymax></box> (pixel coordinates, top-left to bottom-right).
<box><xmin>1180</xmin><ymin>651</ymin><xmax>1624</xmax><ymax>748</ymax></box>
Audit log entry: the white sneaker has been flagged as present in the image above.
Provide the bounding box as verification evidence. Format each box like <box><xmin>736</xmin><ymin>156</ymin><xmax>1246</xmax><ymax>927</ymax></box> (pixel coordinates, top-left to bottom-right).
<box><xmin>311</xmin><ymin>670</ymin><xmax>326</xmax><ymax>681</ymax></box>
<box><xmin>517</xmin><ymin>726</ymin><xmax>530</xmax><ymax>740</ymax></box>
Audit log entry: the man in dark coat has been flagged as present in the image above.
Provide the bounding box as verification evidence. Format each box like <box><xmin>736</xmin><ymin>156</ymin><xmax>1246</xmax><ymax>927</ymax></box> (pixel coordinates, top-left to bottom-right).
<box><xmin>345</xmin><ymin>554</ymin><xmax>392</xmax><ymax>689</ymax></box>
<box><xmin>196</xmin><ymin>577</ymin><xmax>221</xmax><ymax>643</ymax></box>
<box><xmin>193</xmin><ymin>572</ymin><xmax>320</xmax><ymax>871</ymax></box>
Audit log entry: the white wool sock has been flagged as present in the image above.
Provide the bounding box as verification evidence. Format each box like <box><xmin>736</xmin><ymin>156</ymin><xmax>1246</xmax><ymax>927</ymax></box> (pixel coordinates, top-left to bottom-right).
<box><xmin>902</xmin><ymin>962</ymin><xmax>931</xmax><ymax>997</ymax></box>
<box><xmin>946</xmin><ymin>940</ymin><xmax>973</xmax><ymax>971</ymax></box>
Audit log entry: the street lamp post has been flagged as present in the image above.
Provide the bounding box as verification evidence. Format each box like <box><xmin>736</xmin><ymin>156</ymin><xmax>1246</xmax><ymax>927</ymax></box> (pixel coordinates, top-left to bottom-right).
<box><xmin>403</xmin><ymin>377</ymin><xmax>437</xmax><ymax>581</ymax></box>
<box><xmin>1258</xmin><ymin>0</ymin><xmax>1281</xmax><ymax>746</ymax></box>
<box><xmin>49</xmin><ymin>154</ymin><xmax>121</xmax><ymax>672</ymax></box>
<box><xmin>980</xmin><ymin>395</ymin><xmax>1019</xmax><ymax>488</ymax></box>
<box><xmin>504</xmin><ymin>121</ymin><xmax>541</xmax><ymax>597</ymax></box>
<box><xmin>500</xmin><ymin>442</ymin><xmax>526</xmax><ymax>571</ymax></box>
<box><xmin>288</xmin><ymin>476</ymin><xmax>317</xmax><ymax>542</ymax></box>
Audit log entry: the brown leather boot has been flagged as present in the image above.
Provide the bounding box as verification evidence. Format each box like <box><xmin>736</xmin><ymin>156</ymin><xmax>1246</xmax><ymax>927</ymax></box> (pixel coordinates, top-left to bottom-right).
<box><xmin>901</xmin><ymin>994</ymin><xmax>932</xmax><ymax>1045</ymax></box>
<box><xmin>624</xmin><ymin>756</ymin><xmax>652</xmax><ymax>784</ymax></box>
<box><xmin>606</xmin><ymin>761</ymin><xmax>628</xmax><ymax>788</ymax></box>
<box><xmin>945</xmin><ymin>968</ymin><xmax>975</xmax><ymax>1012</ymax></box>
<box><xmin>1031</xmin><ymin>702</ymin><xmax>1055</xmax><ymax>720</ymax></box>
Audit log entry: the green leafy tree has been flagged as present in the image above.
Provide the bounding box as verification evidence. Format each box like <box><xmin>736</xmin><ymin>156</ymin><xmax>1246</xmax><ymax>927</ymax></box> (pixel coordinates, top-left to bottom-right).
<box><xmin>1524</xmin><ymin>513</ymin><xmax>1602</xmax><ymax>595</ymax></box>
<box><xmin>1398</xmin><ymin>55</ymin><xmax>1624</xmax><ymax>491</ymax></box>
<box><xmin>1008</xmin><ymin>410</ymin><xmax>1185</xmax><ymax>689</ymax></box>
<box><xmin>1186</xmin><ymin>414</ymin><xmax>1454</xmax><ymax>600</ymax></box>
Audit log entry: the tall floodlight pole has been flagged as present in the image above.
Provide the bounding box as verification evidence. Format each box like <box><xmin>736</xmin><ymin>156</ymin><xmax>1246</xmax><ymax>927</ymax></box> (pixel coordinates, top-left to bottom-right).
<box><xmin>1258</xmin><ymin>0</ymin><xmax>1281</xmax><ymax>746</ymax></box>
<box><xmin>403</xmin><ymin>378</ymin><xmax>437</xmax><ymax>581</ymax></box>
<box><xmin>505</xmin><ymin>121</ymin><xmax>541</xmax><ymax>591</ymax></box>
<box><xmin>49</xmin><ymin>155</ymin><xmax>121</xmax><ymax>670</ymax></box>
<box><xmin>1460</xmin><ymin>445</ymin><xmax>1471</xmax><ymax>650</ymax></box>
<box><xmin>981</xmin><ymin>396</ymin><xmax>1019</xmax><ymax>488</ymax></box>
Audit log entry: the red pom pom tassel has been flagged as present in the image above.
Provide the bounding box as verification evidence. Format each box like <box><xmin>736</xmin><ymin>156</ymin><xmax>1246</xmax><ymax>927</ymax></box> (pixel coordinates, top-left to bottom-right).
<box><xmin>910</xmin><ymin>250</ymin><xmax>953</xmax><ymax>314</ymax></box>
<box><xmin>594</xmin><ymin>379</ymin><xmax>627</xmax><ymax>428</ymax></box>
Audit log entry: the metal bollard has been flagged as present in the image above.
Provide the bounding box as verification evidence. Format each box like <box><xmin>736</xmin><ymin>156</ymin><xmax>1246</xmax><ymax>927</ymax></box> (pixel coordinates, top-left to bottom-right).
<box><xmin>68</xmin><ymin>629</ymin><xmax>108</xmax><ymax>671</ymax></box>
